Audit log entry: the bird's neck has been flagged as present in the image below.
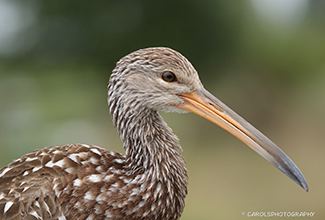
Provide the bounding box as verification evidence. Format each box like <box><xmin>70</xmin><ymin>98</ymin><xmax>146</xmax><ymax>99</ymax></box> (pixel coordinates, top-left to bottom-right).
<box><xmin>115</xmin><ymin>107</ymin><xmax>186</xmax><ymax>173</ymax></box>
<box><xmin>113</xmin><ymin>106</ymin><xmax>188</xmax><ymax>212</ymax></box>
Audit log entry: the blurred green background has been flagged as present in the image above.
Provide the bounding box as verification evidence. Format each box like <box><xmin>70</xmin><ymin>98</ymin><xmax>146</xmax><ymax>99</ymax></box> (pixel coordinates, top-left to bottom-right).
<box><xmin>0</xmin><ymin>0</ymin><xmax>324</xmax><ymax>219</ymax></box>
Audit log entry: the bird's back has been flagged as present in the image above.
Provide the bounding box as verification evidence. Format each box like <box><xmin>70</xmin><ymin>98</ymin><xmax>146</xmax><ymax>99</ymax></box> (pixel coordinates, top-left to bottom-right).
<box><xmin>0</xmin><ymin>144</ymin><xmax>127</xmax><ymax>220</ymax></box>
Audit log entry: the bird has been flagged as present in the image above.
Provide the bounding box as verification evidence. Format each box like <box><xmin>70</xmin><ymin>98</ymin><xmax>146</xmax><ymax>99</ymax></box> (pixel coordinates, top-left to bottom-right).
<box><xmin>0</xmin><ymin>47</ymin><xmax>308</xmax><ymax>220</ymax></box>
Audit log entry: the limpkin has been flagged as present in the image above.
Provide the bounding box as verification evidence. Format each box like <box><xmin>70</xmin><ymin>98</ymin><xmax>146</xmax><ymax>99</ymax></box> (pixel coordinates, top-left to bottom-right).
<box><xmin>0</xmin><ymin>47</ymin><xmax>308</xmax><ymax>220</ymax></box>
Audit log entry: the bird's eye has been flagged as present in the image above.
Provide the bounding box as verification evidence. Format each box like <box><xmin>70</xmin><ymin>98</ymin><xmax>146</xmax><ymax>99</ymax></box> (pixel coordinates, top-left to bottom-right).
<box><xmin>162</xmin><ymin>71</ymin><xmax>177</xmax><ymax>82</ymax></box>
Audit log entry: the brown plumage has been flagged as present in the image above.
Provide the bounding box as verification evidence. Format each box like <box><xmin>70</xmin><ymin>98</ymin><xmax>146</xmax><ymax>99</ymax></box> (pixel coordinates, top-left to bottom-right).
<box><xmin>0</xmin><ymin>47</ymin><xmax>308</xmax><ymax>220</ymax></box>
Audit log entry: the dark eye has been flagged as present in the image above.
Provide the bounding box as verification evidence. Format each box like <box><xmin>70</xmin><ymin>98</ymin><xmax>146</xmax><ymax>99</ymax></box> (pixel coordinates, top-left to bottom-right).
<box><xmin>162</xmin><ymin>71</ymin><xmax>177</xmax><ymax>82</ymax></box>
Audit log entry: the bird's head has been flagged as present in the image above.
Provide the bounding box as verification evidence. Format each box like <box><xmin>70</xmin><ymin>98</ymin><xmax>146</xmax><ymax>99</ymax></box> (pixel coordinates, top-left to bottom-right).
<box><xmin>108</xmin><ymin>47</ymin><xmax>308</xmax><ymax>192</ymax></box>
<box><xmin>109</xmin><ymin>47</ymin><xmax>203</xmax><ymax>113</ymax></box>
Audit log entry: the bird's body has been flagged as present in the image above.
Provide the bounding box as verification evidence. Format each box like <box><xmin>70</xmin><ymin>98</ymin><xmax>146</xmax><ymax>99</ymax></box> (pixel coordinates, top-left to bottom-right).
<box><xmin>0</xmin><ymin>47</ymin><xmax>308</xmax><ymax>220</ymax></box>
<box><xmin>0</xmin><ymin>143</ymin><xmax>185</xmax><ymax>220</ymax></box>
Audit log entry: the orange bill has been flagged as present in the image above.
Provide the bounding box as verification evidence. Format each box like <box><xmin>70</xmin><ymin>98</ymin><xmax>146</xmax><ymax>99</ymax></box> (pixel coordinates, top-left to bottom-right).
<box><xmin>175</xmin><ymin>88</ymin><xmax>308</xmax><ymax>191</ymax></box>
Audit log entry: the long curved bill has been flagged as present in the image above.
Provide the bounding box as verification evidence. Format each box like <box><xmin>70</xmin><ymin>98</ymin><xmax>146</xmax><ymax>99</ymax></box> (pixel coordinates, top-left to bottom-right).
<box><xmin>175</xmin><ymin>88</ymin><xmax>308</xmax><ymax>192</ymax></box>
